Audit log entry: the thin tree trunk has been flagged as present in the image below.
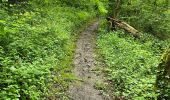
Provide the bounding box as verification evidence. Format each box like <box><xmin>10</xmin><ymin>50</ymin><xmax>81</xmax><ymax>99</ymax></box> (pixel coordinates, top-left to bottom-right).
<box><xmin>155</xmin><ymin>47</ymin><xmax>170</xmax><ymax>99</ymax></box>
<box><xmin>114</xmin><ymin>0</ymin><xmax>121</xmax><ymax>18</ymax></box>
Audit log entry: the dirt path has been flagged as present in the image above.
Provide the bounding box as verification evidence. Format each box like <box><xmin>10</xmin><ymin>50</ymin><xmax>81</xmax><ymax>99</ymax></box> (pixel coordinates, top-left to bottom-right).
<box><xmin>68</xmin><ymin>21</ymin><xmax>107</xmax><ymax>100</ymax></box>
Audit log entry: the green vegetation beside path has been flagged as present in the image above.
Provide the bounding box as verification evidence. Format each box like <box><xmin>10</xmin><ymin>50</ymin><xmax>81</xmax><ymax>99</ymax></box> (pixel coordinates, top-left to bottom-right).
<box><xmin>97</xmin><ymin>21</ymin><xmax>169</xmax><ymax>99</ymax></box>
<box><xmin>0</xmin><ymin>0</ymin><xmax>170</xmax><ymax>100</ymax></box>
<box><xmin>0</xmin><ymin>1</ymin><xmax>99</xmax><ymax>99</ymax></box>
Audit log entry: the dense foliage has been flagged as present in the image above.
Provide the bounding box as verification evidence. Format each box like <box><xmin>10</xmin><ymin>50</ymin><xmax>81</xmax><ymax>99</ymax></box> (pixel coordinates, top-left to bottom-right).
<box><xmin>97</xmin><ymin>25</ymin><xmax>169</xmax><ymax>99</ymax></box>
<box><xmin>97</xmin><ymin>0</ymin><xmax>170</xmax><ymax>99</ymax></box>
<box><xmin>0</xmin><ymin>0</ymin><xmax>170</xmax><ymax>99</ymax></box>
<box><xmin>0</xmin><ymin>0</ymin><xmax>101</xmax><ymax>99</ymax></box>
<box><xmin>108</xmin><ymin>0</ymin><xmax>170</xmax><ymax>39</ymax></box>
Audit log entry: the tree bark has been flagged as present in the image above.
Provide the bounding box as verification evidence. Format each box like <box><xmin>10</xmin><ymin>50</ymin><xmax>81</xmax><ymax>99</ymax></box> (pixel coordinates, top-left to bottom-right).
<box><xmin>114</xmin><ymin>0</ymin><xmax>121</xmax><ymax>18</ymax></box>
<box><xmin>156</xmin><ymin>47</ymin><xmax>170</xmax><ymax>99</ymax></box>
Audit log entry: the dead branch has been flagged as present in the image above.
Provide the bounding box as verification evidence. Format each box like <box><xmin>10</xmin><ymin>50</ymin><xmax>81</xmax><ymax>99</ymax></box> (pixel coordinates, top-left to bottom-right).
<box><xmin>107</xmin><ymin>17</ymin><xmax>141</xmax><ymax>38</ymax></box>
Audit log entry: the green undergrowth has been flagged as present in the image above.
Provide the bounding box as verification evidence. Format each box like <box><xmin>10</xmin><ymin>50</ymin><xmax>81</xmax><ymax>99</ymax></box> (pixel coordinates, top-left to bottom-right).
<box><xmin>97</xmin><ymin>20</ymin><xmax>169</xmax><ymax>99</ymax></box>
<box><xmin>0</xmin><ymin>4</ymin><xmax>97</xmax><ymax>100</ymax></box>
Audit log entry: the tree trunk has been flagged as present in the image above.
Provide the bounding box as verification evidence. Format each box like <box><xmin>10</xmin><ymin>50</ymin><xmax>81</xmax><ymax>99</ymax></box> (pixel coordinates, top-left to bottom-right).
<box><xmin>156</xmin><ymin>47</ymin><xmax>170</xmax><ymax>99</ymax></box>
<box><xmin>114</xmin><ymin>0</ymin><xmax>121</xmax><ymax>18</ymax></box>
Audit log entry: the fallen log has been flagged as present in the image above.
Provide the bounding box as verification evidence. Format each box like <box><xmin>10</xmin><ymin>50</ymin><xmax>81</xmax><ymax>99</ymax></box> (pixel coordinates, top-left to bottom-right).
<box><xmin>107</xmin><ymin>17</ymin><xmax>141</xmax><ymax>38</ymax></box>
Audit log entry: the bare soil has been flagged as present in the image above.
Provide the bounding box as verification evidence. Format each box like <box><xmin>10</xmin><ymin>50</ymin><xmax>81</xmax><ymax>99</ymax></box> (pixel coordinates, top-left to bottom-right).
<box><xmin>68</xmin><ymin>21</ymin><xmax>110</xmax><ymax>100</ymax></box>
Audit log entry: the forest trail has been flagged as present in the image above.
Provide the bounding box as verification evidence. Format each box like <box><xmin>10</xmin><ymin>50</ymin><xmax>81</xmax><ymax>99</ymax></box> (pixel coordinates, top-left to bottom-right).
<box><xmin>68</xmin><ymin>21</ymin><xmax>108</xmax><ymax>100</ymax></box>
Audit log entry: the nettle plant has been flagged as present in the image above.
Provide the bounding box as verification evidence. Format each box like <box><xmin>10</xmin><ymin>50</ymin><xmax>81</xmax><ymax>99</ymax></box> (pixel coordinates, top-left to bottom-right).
<box><xmin>97</xmin><ymin>30</ymin><xmax>164</xmax><ymax>99</ymax></box>
<box><xmin>0</xmin><ymin>0</ymin><xmax>100</xmax><ymax>99</ymax></box>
